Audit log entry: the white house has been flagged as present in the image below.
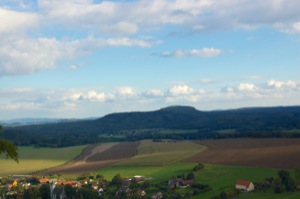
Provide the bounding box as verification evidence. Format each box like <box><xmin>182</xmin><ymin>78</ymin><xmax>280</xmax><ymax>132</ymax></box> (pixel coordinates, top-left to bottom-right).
<box><xmin>235</xmin><ymin>180</ymin><xmax>255</xmax><ymax>192</ymax></box>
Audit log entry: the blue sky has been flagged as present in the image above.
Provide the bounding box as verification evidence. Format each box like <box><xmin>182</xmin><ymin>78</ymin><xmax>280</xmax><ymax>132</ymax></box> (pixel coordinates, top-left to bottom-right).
<box><xmin>1</xmin><ymin>0</ymin><xmax>300</xmax><ymax>120</ymax></box>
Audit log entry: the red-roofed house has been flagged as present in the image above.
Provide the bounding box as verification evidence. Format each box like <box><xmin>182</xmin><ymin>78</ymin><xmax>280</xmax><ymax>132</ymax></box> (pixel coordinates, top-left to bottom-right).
<box><xmin>39</xmin><ymin>178</ymin><xmax>49</xmax><ymax>184</ymax></box>
<box><xmin>236</xmin><ymin>180</ymin><xmax>255</xmax><ymax>192</ymax></box>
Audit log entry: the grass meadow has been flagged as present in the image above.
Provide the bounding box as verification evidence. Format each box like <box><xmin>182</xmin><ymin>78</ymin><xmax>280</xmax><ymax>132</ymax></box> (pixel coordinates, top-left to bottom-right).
<box><xmin>0</xmin><ymin>145</ymin><xmax>87</xmax><ymax>176</ymax></box>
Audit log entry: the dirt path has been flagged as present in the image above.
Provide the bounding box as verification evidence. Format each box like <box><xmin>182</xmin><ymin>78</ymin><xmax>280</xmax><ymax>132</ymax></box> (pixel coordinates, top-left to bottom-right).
<box><xmin>184</xmin><ymin>138</ymin><xmax>300</xmax><ymax>169</ymax></box>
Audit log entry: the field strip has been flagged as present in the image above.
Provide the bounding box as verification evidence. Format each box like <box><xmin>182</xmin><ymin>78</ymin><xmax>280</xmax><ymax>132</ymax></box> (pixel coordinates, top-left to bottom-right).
<box><xmin>79</xmin><ymin>143</ymin><xmax>118</xmax><ymax>162</ymax></box>
<box><xmin>118</xmin><ymin>140</ymin><xmax>207</xmax><ymax>166</ymax></box>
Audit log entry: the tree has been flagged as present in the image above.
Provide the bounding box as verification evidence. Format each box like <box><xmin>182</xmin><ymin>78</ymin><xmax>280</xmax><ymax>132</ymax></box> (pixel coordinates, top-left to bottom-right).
<box><xmin>278</xmin><ymin>170</ymin><xmax>290</xmax><ymax>185</ymax></box>
<box><xmin>111</xmin><ymin>173</ymin><xmax>122</xmax><ymax>185</ymax></box>
<box><xmin>0</xmin><ymin>125</ymin><xmax>18</xmax><ymax>162</ymax></box>
<box><xmin>64</xmin><ymin>184</ymin><xmax>76</xmax><ymax>199</ymax></box>
<box><xmin>295</xmin><ymin>166</ymin><xmax>300</xmax><ymax>184</ymax></box>
<box><xmin>186</xmin><ymin>172</ymin><xmax>195</xmax><ymax>180</ymax></box>
<box><xmin>39</xmin><ymin>184</ymin><xmax>50</xmax><ymax>199</ymax></box>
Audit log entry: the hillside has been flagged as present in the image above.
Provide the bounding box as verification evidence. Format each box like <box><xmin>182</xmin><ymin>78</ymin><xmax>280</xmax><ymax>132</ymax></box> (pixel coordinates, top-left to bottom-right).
<box><xmin>2</xmin><ymin>105</ymin><xmax>300</xmax><ymax>147</ymax></box>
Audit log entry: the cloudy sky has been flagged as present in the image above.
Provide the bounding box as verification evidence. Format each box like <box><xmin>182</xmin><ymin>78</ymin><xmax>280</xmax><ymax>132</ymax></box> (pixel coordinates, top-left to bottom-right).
<box><xmin>1</xmin><ymin>0</ymin><xmax>300</xmax><ymax>120</ymax></box>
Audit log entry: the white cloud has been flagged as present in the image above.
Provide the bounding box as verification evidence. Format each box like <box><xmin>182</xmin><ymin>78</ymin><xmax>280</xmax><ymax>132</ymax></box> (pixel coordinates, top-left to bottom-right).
<box><xmin>1</xmin><ymin>79</ymin><xmax>300</xmax><ymax>119</ymax></box>
<box><xmin>158</xmin><ymin>48</ymin><xmax>222</xmax><ymax>58</ymax></box>
<box><xmin>238</xmin><ymin>83</ymin><xmax>258</xmax><ymax>91</ymax></box>
<box><xmin>0</xmin><ymin>36</ymin><xmax>158</xmax><ymax>76</ymax></box>
<box><xmin>0</xmin><ymin>8</ymin><xmax>38</xmax><ymax>33</ymax></box>
<box><xmin>168</xmin><ymin>84</ymin><xmax>194</xmax><ymax>96</ymax></box>
<box><xmin>4</xmin><ymin>0</ymin><xmax>300</xmax><ymax>36</ymax></box>
<box><xmin>116</xmin><ymin>87</ymin><xmax>136</xmax><ymax>96</ymax></box>
<box><xmin>267</xmin><ymin>79</ymin><xmax>298</xmax><ymax>89</ymax></box>
<box><xmin>144</xmin><ymin>89</ymin><xmax>164</xmax><ymax>97</ymax></box>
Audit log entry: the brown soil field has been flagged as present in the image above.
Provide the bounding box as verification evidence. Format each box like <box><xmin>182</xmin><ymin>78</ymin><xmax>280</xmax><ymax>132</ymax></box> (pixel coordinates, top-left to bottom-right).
<box><xmin>47</xmin><ymin>142</ymin><xmax>139</xmax><ymax>174</ymax></box>
<box><xmin>184</xmin><ymin>138</ymin><xmax>300</xmax><ymax>169</ymax></box>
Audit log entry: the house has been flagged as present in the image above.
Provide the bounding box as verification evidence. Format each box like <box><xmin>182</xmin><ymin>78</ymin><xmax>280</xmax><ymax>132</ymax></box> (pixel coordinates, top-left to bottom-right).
<box><xmin>168</xmin><ymin>178</ymin><xmax>183</xmax><ymax>188</ymax></box>
<box><xmin>136</xmin><ymin>189</ymin><xmax>146</xmax><ymax>196</ymax></box>
<box><xmin>236</xmin><ymin>180</ymin><xmax>255</xmax><ymax>192</ymax></box>
<box><xmin>92</xmin><ymin>182</ymin><xmax>98</xmax><ymax>190</ymax></box>
<box><xmin>121</xmin><ymin>180</ymin><xmax>131</xmax><ymax>189</ymax></box>
<box><xmin>133</xmin><ymin>175</ymin><xmax>146</xmax><ymax>183</ymax></box>
<box><xmin>39</xmin><ymin>178</ymin><xmax>49</xmax><ymax>184</ymax></box>
<box><xmin>180</xmin><ymin>179</ymin><xmax>195</xmax><ymax>187</ymax></box>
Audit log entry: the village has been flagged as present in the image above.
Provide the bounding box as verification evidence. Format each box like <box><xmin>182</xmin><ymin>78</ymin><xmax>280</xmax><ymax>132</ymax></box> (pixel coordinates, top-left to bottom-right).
<box><xmin>0</xmin><ymin>171</ymin><xmax>258</xmax><ymax>199</ymax></box>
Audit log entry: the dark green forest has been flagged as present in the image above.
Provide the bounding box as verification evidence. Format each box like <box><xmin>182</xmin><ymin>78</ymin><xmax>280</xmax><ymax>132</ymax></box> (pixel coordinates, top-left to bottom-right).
<box><xmin>2</xmin><ymin>106</ymin><xmax>300</xmax><ymax>147</ymax></box>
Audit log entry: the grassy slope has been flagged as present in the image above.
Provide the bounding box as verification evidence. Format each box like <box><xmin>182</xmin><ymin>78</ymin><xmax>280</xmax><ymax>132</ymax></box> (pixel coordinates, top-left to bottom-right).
<box><xmin>0</xmin><ymin>145</ymin><xmax>87</xmax><ymax>176</ymax></box>
<box><xmin>119</xmin><ymin>140</ymin><xmax>206</xmax><ymax>166</ymax></box>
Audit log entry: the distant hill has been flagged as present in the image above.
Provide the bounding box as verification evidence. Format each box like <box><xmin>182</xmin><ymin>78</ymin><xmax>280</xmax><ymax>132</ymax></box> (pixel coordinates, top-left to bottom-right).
<box><xmin>2</xmin><ymin>105</ymin><xmax>300</xmax><ymax>147</ymax></box>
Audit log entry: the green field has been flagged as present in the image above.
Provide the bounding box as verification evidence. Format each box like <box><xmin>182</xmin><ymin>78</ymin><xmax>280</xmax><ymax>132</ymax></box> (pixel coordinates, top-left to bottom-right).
<box><xmin>0</xmin><ymin>145</ymin><xmax>87</xmax><ymax>176</ymax></box>
<box><xmin>119</xmin><ymin>140</ymin><xmax>206</xmax><ymax>166</ymax></box>
<box><xmin>97</xmin><ymin>162</ymin><xmax>195</xmax><ymax>183</ymax></box>
<box><xmin>97</xmin><ymin>162</ymin><xmax>285</xmax><ymax>199</ymax></box>
<box><xmin>237</xmin><ymin>189</ymin><xmax>300</xmax><ymax>199</ymax></box>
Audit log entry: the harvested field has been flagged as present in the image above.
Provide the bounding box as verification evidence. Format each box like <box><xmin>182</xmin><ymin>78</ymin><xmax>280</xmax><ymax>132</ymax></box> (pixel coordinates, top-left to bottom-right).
<box><xmin>87</xmin><ymin>142</ymin><xmax>139</xmax><ymax>161</ymax></box>
<box><xmin>47</xmin><ymin>142</ymin><xmax>139</xmax><ymax>174</ymax></box>
<box><xmin>184</xmin><ymin>138</ymin><xmax>300</xmax><ymax>169</ymax></box>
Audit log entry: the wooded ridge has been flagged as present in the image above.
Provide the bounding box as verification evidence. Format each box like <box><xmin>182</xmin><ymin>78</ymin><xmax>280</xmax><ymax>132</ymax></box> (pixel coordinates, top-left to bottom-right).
<box><xmin>2</xmin><ymin>105</ymin><xmax>300</xmax><ymax>147</ymax></box>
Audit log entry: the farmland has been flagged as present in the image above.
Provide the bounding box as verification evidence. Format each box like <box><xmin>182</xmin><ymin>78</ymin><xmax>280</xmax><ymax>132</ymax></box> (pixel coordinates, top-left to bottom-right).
<box><xmin>0</xmin><ymin>145</ymin><xmax>86</xmax><ymax>176</ymax></box>
<box><xmin>185</xmin><ymin>138</ymin><xmax>300</xmax><ymax>168</ymax></box>
<box><xmin>2</xmin><ymin>138</ymin><xmax>300</xmax><ymax>198</ymax></box>
<box><xmin>119</xmin><ymin>140</ymin><xmax>206</xmax><ymax>166</ymax></box>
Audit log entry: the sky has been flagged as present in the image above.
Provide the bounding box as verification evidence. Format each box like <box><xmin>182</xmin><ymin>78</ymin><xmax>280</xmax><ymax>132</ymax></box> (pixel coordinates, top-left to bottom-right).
<box><xmin>1</xmin><ymin>0</ymin><xmax>300</xmax><ymax>120</ymax></box>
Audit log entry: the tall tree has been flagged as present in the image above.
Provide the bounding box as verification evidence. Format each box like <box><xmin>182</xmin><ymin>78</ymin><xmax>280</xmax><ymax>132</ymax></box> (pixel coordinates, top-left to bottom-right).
<box><xmin>0</xmin><ymin>125</ymin><xmax>18</xmax><ymax>162</ymax></box>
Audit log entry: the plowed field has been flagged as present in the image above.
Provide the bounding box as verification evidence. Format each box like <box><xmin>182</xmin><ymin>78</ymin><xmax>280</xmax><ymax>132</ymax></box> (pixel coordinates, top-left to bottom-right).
<box><xmin>47</xmin><ymin>142</ymin><xmax>140</xmax><ymax>174</ymax></box>
<box><xmin>184</xmin><ymin>138</ymin><xmax>300</xmax><ymax>169</ymax></box>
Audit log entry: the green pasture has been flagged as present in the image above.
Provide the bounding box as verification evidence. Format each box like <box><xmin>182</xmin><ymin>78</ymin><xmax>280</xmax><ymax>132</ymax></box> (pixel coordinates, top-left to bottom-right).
<box><xmin>237</xmin><ymin>189</ymin><xmax>300</xmax><ymax>199</ymax></box>
<box><xmin>119</xmin><ymin>140</ymin><xmax>206</xmax><ymax>166</ymax></box>
<box><xmin>190</xmin><ymin>164</ymin><xmax>279</xmax><ymax>198</ymax></box>
<box><xmin>98</xmin><ymin>161</ymin><xmax>282</xmax><ymax>199</ymax></box>
<box><xmin>0</xmin><ymin>145</ymin><xmax>87</xmax><ymax>176</ymax></box>
<box><xmin>96</xmin><ymin>162</ymin><xmax>196</xmax><ymax>183</ymax></box>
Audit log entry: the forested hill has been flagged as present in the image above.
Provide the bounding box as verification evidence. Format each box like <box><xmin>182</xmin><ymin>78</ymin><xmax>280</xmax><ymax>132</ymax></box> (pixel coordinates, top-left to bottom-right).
<box><xmin>3</xmin><ymin>105</ymin><xmax>300</xmax><ymax>147</ymax></box>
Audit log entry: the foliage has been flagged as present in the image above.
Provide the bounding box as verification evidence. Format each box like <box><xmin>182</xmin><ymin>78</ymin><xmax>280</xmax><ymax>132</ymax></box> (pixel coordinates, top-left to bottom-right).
<box><xmin>295</xmin><ymin>166</ymin><xmax>300</xmax><ymax>184</ymax></box>
<box><xmin>64</xmin><ymin>184</ymin><xmax>76</xmax><ymax>199</ymax></box>
<box><xmin>186</xmin><ymin>172</ymin><xmax>195</xmax><ymax>180</ymax></box>
<box><xmin>111</xmin><ymin>173</ymin><xmax>122</xmax><ymax>185</ymax></box>
<box><xmin>39</xmin><ymin>184</ymin><xmax>50</xmax><ymax>199</ymax></box>
<box><xmin>0</xmin><ymin>125</ymin><xmax>18</xmax><ymax>162</ymax></box>
<box><xmin>274</xmin><ymin>170</ymin><xmax>296</xmax><ymax>193</ymax></box>
<box><xmin>193</xmin><ymin>162</ymin><xmax>204</xmax><ymax>172</ymax></box>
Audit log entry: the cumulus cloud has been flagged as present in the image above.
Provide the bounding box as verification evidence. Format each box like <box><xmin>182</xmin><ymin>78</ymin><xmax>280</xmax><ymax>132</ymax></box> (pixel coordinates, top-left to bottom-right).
<box><xmin>116</xmin><ymin>87</ymin><xmax>136</xmax><ymax>96</ymax></box>
<box><xmin>0</xmin><ymin>8</ymin><xmax>38</xmax><ymax>34</ymax></box>
<box><xmin>238</xmin><ymin>83</ymin><xmax>259</xmax><ymax>91</ymax></box>
<box><xmin>168</xmin><ymin>84</ymin><xmax>194</xmax><ymax>96</ymax></box>
<box><xmin>267</xmin><ymin>79</ymin><xmax>298</xmax><ymax>89</ymax></box>
<box><xmin>2</xmin><ymin>79</ymin><xmax>300</xmax><ymax>119</ymax></box>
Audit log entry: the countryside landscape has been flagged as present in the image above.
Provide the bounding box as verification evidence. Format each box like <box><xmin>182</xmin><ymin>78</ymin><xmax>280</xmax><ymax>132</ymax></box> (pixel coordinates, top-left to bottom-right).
<box><xmin>2</xmin><ymin>0</ymin><xmax>300</xmax><ymax>198</ymax></box>
<box><xmin>1</xmin><ymin>106</ymin><xmax>300</xmax><ymax>198</ymax></box>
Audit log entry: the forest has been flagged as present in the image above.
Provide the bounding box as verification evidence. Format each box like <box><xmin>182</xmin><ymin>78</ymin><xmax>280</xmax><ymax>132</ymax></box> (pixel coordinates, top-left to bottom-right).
<box><xmin>2</xmin><ymin>105</ymin><xmax>300</xmax><ymax>147</ymax></box>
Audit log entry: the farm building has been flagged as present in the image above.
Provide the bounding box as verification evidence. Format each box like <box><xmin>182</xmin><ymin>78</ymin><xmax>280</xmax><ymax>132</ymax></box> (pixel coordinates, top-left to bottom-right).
<box><xmin>235</xmin><ymin>180</ymin><xmax>255</xmax><ymax>192</ymax></box>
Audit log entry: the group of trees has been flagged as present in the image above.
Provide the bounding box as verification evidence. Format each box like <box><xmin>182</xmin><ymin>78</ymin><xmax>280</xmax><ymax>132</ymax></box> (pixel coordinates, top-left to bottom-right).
<box><xmin>274</xmin><ymin>170</ymin><xmax>297</xmax><ymax>193</ymax></box>
<box><xmin>0</xmin><ymin>125</ymin><xmax>18</xmax><ymax>162</ymax></box>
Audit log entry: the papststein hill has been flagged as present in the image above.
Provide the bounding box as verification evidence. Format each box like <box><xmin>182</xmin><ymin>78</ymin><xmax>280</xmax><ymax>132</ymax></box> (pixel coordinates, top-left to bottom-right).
<box><xmin>3</xmin><ymin>105</ymin><xmax>300</xmax><ymax>147</ymax></box>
